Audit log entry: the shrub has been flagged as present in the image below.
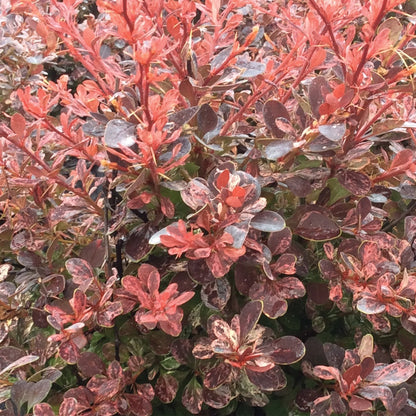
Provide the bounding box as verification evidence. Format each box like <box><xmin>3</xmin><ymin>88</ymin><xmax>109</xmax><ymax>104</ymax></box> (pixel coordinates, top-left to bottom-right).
<box><xmin>1</xmin><ymin>0</ymin><xmax>416</xmax><ymax>414</ymax></box>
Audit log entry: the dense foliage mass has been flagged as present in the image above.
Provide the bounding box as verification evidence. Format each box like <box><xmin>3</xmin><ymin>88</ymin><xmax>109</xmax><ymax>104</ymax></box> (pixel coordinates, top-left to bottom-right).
<box><xmin>1</xmin><ymin>0</ymin><xmax>416</xmax><ymax>414</ymax></box>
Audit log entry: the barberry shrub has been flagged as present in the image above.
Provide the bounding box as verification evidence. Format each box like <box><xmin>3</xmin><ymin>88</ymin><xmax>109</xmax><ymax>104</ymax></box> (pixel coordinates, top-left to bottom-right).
<box><xmin>1</xmin><ymin>0</ymin><xmax>416</xmax><ymax>414</ymax></box>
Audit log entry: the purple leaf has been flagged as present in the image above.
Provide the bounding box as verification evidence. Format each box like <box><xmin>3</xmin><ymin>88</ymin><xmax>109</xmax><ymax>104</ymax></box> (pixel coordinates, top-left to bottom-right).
<box><xmin>263</xmin><ymin>140</ymin><xmax>293</xmax><ymax>160</ymax></box>
<box><xmin>337</xmin><ymin>169</ymin><xmax>371</xmax><ymax>196</ymax></box>
<box><xmin>77</xmin><ymin>352</ymin><xmax>105</xmax><ymax>378</ymax></box>
<box><xmin>202</xmin><ymin>384</ymin><xmax>232</xmax><ymax>409</ymax></box>
<box><xmin>318</xmin><ymin>123</ymin><xmax>346</xmax><ymax>142</ymax></box>
<box><xmin>181</xmin><ymin>178</ymin><xmax>210</xmax><ymax>210</ymax></box>
<box><xmin>246</xmin><ymin>365</ymin><xmax>286</xmax><ymax>391</ymax></box>
<box><xmin>155</xmin><ymin>374</ymin><xmax>179</xmax><ymax>403</ymax></box>
<box><xmin>197</xmin><ymin>104</ymin><xmax>218</xmax><ymax>136</ymax></box>
<box><xmin>349</xmin><ymin>395</ymin><xmax>373</xmax><ymax>411</ymax></box>
<box><xmin>357</xmin><ymin>297</ymin><xmax>386</xmax><ymax>315</ymax></box>
<box><xmin>240</xmin><ymin>301</ymin><xmax>263</xmax><ymax>342</ymax></box>
<box><xmin>65</xmin><ymin>258</ymin><xmax>94</xmax><ymax>292</ymax></box>
<box><xmin>201</xmin><ymin>277</ymin><xmax>231</xmax><ymax>311</ymax></box>
<box><xmin>204</xmin><ymin>362</ymin><xmax>232</xmax><ymax>389</ymax></box>
<box><xmin>251</xmin><ymin>210</ymin><xmax>285</xmax><ymax>233</ymax></box>
<box><xmin>272</xmin><ymin>336</ymin><xmax>305</xmax><ymax>364</ymax></box>
<box><xmin>366</xmin><ymin>360</ymin><xmax>415</xmax><ymax>386</ymax></box>
<box><xmin>309</xmin><ymin>76</ymin><xmax>331</xmax><ymax>118</ymax></box>
<box><xmin>296</xmin><ymin>210</ymin><xmax>341</xmax><ymax>241</ymax></box>
<box><xmin>182</xmin><ymin>378</ymin><xmax>203</xmax><ymax>414</ymax></box>
<box><xmin>263</xmin><ymin>100</ymin><xmax>291</xmax><ymax>138</ymax></box>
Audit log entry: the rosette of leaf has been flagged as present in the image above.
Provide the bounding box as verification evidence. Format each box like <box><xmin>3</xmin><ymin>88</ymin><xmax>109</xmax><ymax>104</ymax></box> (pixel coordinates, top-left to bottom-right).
<box><xmin>192</xmin><ymin>301</ymin><xmax>305</xmax><ymax>407</ymax></box>
<box><xmin>151</xmin><ymin>164</ymin><xmax>285</xmax><ymax>278</ymax></box>
<box><xmin>59</xmin><ymin>360</ymin><xmax>154</xmax><ymax>416</ymax></box>
<box><xmin>235</xmin><ymin>252</ymin><xmax>306</xmax><ymax>318</ymax></box>
<box><xmin>320</xmin><ymin>237</ymin><xmax>416</xmax><ymax>332</ymax></box>
<box><xmin>45</xmin><ymin>290</ymin><xmax>92</xmax><ymax>363</ymax></box>
<box><xmin>308</xmin><ymin>334</ymin><xmax>415</xmax><ymax>415</ymax></box>
<box><xmin>121</xmin><ymin>264</ymin><xmax>194</xmax><ymax>337</ymax></box>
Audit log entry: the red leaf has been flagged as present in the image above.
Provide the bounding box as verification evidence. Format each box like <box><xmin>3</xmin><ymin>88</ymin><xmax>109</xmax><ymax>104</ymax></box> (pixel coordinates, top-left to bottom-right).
<box><xmin>160</xmin><ymin>195</ymin><xmax>175</xmax><ymax>218</ymax></box>
<box><xmin>10</xmin><ymin>113</ymin><xmax>26</xmax><ymax>138</ymax></box>
<box><xmin>77</xmin><ymin>352</ymin><xmax>105</xmax><ymax>378</ymax></box>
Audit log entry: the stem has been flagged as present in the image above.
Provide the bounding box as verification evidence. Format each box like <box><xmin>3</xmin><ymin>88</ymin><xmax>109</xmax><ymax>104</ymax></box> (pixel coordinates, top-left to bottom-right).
<box><xmin>1</xmin><ymin>133</ymin><xmax>103</xmax><ymax>216</ymax></box>
<box><xmin>352</xmin><ymin>0</ymin><xmax>388</xmax><ymax>85</ymax></box>
<box><xmin>308</xmin><ymin>0</ymin><xmax>347</xmax><ymax>78</ymax></box>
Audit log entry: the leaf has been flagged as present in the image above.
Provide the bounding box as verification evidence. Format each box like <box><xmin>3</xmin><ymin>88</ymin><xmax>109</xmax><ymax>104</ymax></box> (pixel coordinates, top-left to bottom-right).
<box><xmin>59</xmin><ymin>341</ymin><xmax>81</xmax><ymax>364</ymax></box>
<box><xmin>357</xmin><ymin>296</ymin><xmax>386</xmax><ymax>314</ymax></box>
<box><xmin>104</xmin><ymin>119</ymin><xmax>137</xmax><ymax>149</ymax></box>
<box><xmin>125</xmin><ymin>224</ymin><xmax>152</xmax><ymax>261</ymax></box>
<box><xmin>182</xmin><ymin>378</ymin><xmax>203</xmax><ymax>414</ymax></box>
<box><xmin>33</xmin><ymin>403</ymin><xmax>55</xmax><ymax>416</ymax></box>
<box><xmin>263</xmin><ymin>100</ymin><xmax>291</xmax><ymax>138</ymax></box>
<box><xmin>77</xmin><ymin>352</ymin><xmax>105</xmax><ymax>378</ymax></box>
<box><xmin>318</xmin><ymin>123</ymin><xmax>346</xmax><ymax>142</ymax></box>
<box><xmin>375</xmin><ymin>149</ymin><xmax>414</xmax><ymax>182</ymax></box>
<box><xmin>307</xmin><ymin>135</ymin><xmax>339</xmax><ymax>152</ymax></box>
<box><xmin>349</xmin><ymin>395</ymin><xmax>372</xmax><ymax>411</ymax></box>
<box><xmin>366</xmin><ymin>360</ymin><xmax>415</xmax><ymax>386</ymax></box>
<box><xmin>240</xmin><ymin>301</ymin><xmax>263</xmax><ymax>342</ymax></box>
<box><xmin>59</xmin><ymin>397</ymin><xmax>80</xmax><ymax>416</ymax></box>
<box><xmin>10</xmin><ymin>379</ymin><xmax>52</xmax><ymax>413</ymax></box>
<box><xmin>295</xmin><ymin>210</ymin><xmax>341</xmax><ymax>241</ymax></box>
<box><xmin>225</xmin><ymin>221</ymin><xmax>250</xmax><ymax>248</ymax></box>
<box><xmin>272</xmin><ymin>336</ymin><xmax>305</xmax><ymax>364</ymax></box>
<box><xmin>202</xmin><ymin>384</ymin><xmax>233</xmax><ymax>409</ymax></box>
<box><xmin>65</xmin><ymin>258</ymin><xmax>94</xmax><ymax>292</ymax></box>
<box><xmin>246</xmin><ymin>365</ymin><xmax>286</xmax><ymax>391</ymax></box>
<box><xmin>168</xmin><ymin>106</ymin><xmax>199</xmax><ymax>129</ymax></box>
<box><xmin>337</xmin><ymin>169</ymin><xmax>371</xmax><ymax>196</ymax></box>
<box><xmin>188</xmin><ymin>259</ymin><xmax>215</xmax><ymax>285</ymax></box>
<box><xmin>26</xmin><ymin>380</ymin><xmax>52</xmax><ymax>412</ymax></box>
<box><xmin>201</xmin><ymin>277</ymin><xmax>231</xmax><ymax>311</ymax></box>
<box><xmin>358</xmin><ymin>385</ymin><xmax>393</xmax><ymax>401</ymax></box>
<box><xmin>181</xmin><ymin>178</ymin><xmax>210</xmax><ymax>210</ymax></box>
<box><xmin>0</xmin><ymin>354</ymin><xmax>39</xmax><ymax>376</ymax></box>
<box><xmin>267</xmin><ymin>228</ymin><xmax>292</xmax><ymax>256</ymax></box>
<box><xmin>313</xmin><ymin>365</ymin><xmax>341</xmax><ymax>382</ymax></box>
<box><xmin>263</xmin><ymin>140</ymin><xmax>293</xmax><ymax>160</ymax></box>
<box><xmin>236</xmin><ymin>59</ymin><xmax>266</xmax><ymax>78</ymax></box>
<box><xmin>155</xmin><ymin>374</ymin><xmax>179</xmax><ymax>403</ymax></box>
<box><xmin>251</xmin><ymin>211</ymin><xmax>285</xmax><ymax>232</ymax></box>
<box><xmin>204</xmin><ymin>362</ymin><xmax>232</xmax><ymax>389</ymax></box>
<box><xmin>309</xmin><ymin>76</ymin><xmax>331</xmax><ymax>118</ymax></box>
<box><xmin>197</xmin><ymin>104</ymin><xmax>218</xmax><ymax>136</ymax></box>
<box><xmin>10</xmin><ymin>113</ymin><xmax>26</xmax><ymax>138</ymax></box>
<box><xmin>272</xmin><ymin>254</ymin><xmax>297</xmax><ymax>275</ymax></box>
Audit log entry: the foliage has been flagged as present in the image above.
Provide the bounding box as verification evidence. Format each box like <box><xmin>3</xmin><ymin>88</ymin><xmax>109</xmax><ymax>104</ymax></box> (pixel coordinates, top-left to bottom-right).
<box><xmin>0</xmin><ymin>0</ymin><xmax>416</xmax><ymax>414</ymax></box>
